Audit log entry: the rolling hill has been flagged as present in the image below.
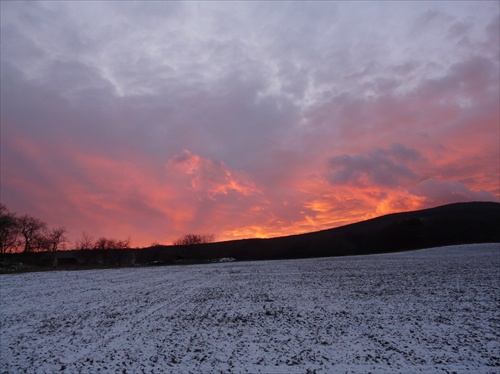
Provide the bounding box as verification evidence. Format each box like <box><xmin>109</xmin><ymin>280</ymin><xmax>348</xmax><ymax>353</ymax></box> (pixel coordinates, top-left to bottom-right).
<box><xmin>139</xmin><ymin>201</ymin><xmax>499</xmax><ymax>265</ymax></box>
<box><xmin>1</xmin><ymin>201</ymin><xmax>499</xmax><ymax>271</ymax></box>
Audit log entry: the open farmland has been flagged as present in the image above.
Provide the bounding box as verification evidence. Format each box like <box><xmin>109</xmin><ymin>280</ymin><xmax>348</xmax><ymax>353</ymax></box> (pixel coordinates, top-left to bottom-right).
<box><xmin>1</xmin><ymin>243</ymin><xmax>499</xmax><ymax>373</ymax></box>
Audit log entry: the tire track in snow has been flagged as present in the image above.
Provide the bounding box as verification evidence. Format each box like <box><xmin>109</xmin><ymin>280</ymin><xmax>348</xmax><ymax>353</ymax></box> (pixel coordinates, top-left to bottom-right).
<box><xmin>56</xmin><ymin>267</ymin><xmax>223</xmax><ymax>365</ymax></box>
<box><xmin>93</xmin><ymin>269</ymin><xmax>224</xmax><ymax>353</ymax></box>
<box><xmin>136</xmin><ymin>270</ymin><xmax>224</xmax><ymax>320</ymax></box>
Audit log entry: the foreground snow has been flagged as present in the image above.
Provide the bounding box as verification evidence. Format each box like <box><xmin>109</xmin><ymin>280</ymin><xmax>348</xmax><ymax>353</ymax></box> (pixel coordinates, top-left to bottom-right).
<box><xmin>1</xmin><ymin>244</ymin><xmax>499</xmax><ymax>373</ymax></box>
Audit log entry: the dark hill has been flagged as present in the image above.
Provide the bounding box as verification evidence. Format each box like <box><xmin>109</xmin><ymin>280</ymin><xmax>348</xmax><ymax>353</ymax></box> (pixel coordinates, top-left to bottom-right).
<box><xmin>138</xmin><ymin>201</ymin><xmax>499</xmax><ymax>264</ymax></box>
<box><xmin>2</xmin><ymin>202</ymin><xmax>499</xmax><ymax>271</ymax></box>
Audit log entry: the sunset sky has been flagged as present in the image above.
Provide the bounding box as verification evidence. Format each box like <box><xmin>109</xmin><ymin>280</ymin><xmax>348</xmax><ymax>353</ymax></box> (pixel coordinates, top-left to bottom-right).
<box><xmin>1</xmin><ymin>1</ymin><xmax>499</xmax><ymax>247</ymax></box>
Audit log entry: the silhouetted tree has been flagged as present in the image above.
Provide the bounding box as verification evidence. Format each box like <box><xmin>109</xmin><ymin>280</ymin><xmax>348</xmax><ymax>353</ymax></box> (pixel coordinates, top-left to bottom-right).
<box><xmin>94</xmin><ymin>237</ymin><xmax>131</xmax><ymax>250</ymax></box>
<box><xmin>75</xmin><ymin>232</ymin><xmax>95</xmax><ymax>250</ymax></box>
<box><xmin>116</xmin><ymin>237</ymin><xmax>131</xmax><ymax>249</ymax></box>
<box><xmin>37</xmin><ymin>227</ymin><xmax>68</xmax><ymax>252</ymax></box>
<box><xmin>18</xmin><ymin>214</ymin><xmax>47</xmax><ymax>253</ymax></box>
<box><xmin>173</xmin><ymin>233</ymin><xmax>215</xmax><ymax>246</ymax></box>
<box><xmin>0</xmin><ymin>204</ymin><xmax>20</xmax><ymax>254</ymax></box>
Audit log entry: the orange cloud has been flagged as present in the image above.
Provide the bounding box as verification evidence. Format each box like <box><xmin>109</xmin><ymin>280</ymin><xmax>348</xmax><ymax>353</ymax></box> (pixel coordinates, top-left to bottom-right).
<box><xmin>168</xmin><ymin>150</ymin><xmax>260</xmax><ymax>199</ymax></box>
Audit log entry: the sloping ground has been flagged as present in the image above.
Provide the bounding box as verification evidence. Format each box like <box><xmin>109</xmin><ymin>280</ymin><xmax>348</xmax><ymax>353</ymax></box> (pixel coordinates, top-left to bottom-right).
<box><xmin>171</xmin><ymin>201</ymin><xmax>500</xmax><ymax>262</ymax></box>
<box><xmin>2</xmin><ymin>201</ymin><xmax>498</xmax><ymax>269</ymax></box>
<box><xmin>1</xmin><ymin>243</ymin><xmax>499</xmax><ymax>373</ymax></box>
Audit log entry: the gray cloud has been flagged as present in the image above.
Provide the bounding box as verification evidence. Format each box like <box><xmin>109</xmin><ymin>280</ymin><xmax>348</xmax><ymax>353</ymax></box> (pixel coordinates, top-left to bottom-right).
<box><xmin>328</xmin><ymin>144</ymin><xmax>423</xmax><ymax>188</ymax></box>
<box><xmin>411</xmin><ymin>179</ymin><xmax>497</xmax><ymax>206</ymax></box>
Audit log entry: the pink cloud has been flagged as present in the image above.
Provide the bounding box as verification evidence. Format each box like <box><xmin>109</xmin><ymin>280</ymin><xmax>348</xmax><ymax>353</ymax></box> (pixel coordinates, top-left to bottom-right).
<box><xmin>167</xmin><ymin>150</ymin><xmax>260</xmax><ymax>199</ymax></box>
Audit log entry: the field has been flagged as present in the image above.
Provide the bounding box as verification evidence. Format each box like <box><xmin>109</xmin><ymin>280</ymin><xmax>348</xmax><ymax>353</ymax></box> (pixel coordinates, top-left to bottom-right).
<box><xmin>1</xmin><ymin>243</ymin><xmax>499</xmax><ymax>373</ymax></box>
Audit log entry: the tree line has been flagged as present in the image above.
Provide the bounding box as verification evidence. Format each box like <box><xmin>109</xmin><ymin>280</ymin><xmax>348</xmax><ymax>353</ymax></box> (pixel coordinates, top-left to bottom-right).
<box><xmin>172</xmin><ymin>233</ymin><xmax>215</xmax><ymax>246</ymax></box>
<box><xmin>0</xmin><ymin>204</ymin><xmax>131</xmax><ymax>254</ymax></box>
<box><xmin>0</xmin><ymin>204</ymin><xmax>68</xmax><ymax>254</ymax></box>
<box><xmin>1</xmin><ymin>204</ymin><xmax>217</xmax><ymax>256</ymax></box>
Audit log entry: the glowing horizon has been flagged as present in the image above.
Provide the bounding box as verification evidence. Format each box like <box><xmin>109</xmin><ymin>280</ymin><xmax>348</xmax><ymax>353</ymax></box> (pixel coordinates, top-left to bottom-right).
<box><xmin>1</xmin><ymin>1</ymin><xmax>498</xmax><ymax>248</ymax></box>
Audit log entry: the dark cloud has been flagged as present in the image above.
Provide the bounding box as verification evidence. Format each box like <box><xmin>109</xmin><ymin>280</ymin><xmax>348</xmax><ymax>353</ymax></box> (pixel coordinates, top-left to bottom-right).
<box><xmin>328</xmin><ymin>144</ymin><xmax>422</xmax><ymax>188</ymax></box>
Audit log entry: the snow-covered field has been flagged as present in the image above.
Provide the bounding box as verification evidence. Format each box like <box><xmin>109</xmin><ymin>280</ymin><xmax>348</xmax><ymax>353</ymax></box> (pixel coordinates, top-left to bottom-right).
<box><xmin>1</xmin><ymin>243</ymin><xmax>499</xmax><ymax>373</ymax></box>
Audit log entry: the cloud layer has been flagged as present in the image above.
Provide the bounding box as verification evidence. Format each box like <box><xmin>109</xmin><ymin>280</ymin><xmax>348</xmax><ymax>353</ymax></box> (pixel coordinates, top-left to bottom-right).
<box><xmin>1</xmin><ymin>1</ymin><xmax>498</xmax><ymax>246</ymax></box>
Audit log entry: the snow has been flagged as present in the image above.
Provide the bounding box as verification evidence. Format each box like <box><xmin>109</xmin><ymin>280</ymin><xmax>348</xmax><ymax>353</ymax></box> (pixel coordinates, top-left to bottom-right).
<box><xmin>1</xmin><ymin>243</ymin><xmax>499</xmax><ymax>373</ymax></box>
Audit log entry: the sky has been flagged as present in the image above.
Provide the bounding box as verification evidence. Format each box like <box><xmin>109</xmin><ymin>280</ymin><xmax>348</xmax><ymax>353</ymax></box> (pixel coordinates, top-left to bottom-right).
<box><xmin>1</xmin><ymin>1</ymin><xmax>499</xmax><ymax>248</ymax></box>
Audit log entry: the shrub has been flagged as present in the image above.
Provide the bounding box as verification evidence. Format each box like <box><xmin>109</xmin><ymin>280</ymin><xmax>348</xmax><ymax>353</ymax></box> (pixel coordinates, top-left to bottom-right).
<box><xmin>172</xmin><ymin>234</ymin><xmax>215</xmax><ymax>246</ymax></box>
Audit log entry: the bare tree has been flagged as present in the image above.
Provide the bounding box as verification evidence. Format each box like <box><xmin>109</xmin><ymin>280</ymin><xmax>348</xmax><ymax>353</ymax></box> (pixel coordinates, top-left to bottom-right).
<box><xmin>75</xmin><ymin>232</ymin><xmax>95</xmax><ymax>250</ymax></box>
<box><xmin>173</xmin><ymin>233</ymin><xmax>216</xmax><ymax>246</ymax></box>
<box><xmin>17</xmin><ymin>214</ymin><xmax>47</xmax><ymax>253</ymax></box>
<box><xmin>94</xmin><ymin>237</ymin><xmax>111</xmax><ymax>250</ymax></box>
<box><xmin>38</xmin><ymin>227</ymin><xmax>68</xmax><ymax>252</ymax></box>
<box><xmin>115</xmin><ymin>237</ymin><xmax>131</xmax><ymax>249</ymax></box>
<box><xmin>94</xmin><ymin>236</ymin><xmax>131</xmax><ymax>250</ymax></box>
<box><xmin>32</xmin><ymin>227</ymin><xmax>68</xmax><ymax>268</ymax></box>
<box><xmin>0</xmin><ymin>204</ymin><xmax>20</xmax><ymax>254</ymax></box>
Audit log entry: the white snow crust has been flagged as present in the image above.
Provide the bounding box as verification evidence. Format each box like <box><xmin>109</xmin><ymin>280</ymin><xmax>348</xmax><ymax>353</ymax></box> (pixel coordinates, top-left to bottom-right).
<box><xmin>1</xmin><ymin>243</ymin><xmax>499</xmax><ymax>373</ymax></box>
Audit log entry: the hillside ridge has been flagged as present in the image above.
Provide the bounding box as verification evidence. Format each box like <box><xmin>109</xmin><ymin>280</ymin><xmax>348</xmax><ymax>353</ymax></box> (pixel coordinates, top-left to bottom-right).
<box><xmin>1</xmin><ymin>201</ymin><xmax>499</xmax><ymax>271</ymax></box>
